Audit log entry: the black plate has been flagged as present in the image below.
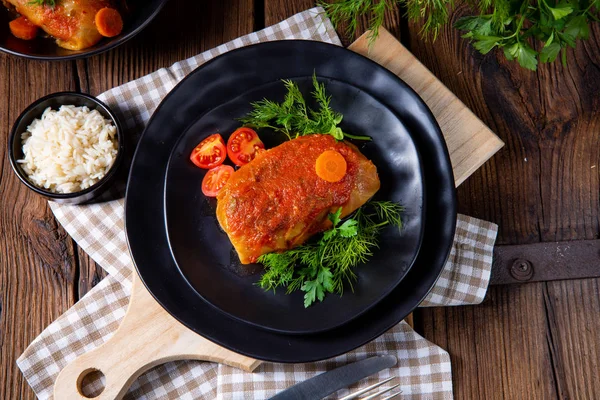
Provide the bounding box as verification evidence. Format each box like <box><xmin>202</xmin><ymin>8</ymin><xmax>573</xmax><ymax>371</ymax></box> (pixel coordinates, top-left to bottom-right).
<box><xmin>0</xmin><ymin>0</ymin><xmax>168</xmax><ymax>60</ymax></box>
<box><xmin>164</xmin><ymin>77</ymin><xmax>425</xmax><ymax>334</ymax></box>
<box><xmin>126</xmin><ymin>40</ymin><xmax>456</xmax><ymax>362</ymax></box>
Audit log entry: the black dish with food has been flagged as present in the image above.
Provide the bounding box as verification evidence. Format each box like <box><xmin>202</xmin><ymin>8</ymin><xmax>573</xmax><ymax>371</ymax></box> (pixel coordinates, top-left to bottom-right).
<box><xmin>164</xmin><ymin>77</ymin><xmax>426</xmax><ymax>334</ymax></box>
<box><xmin>125</xmin><ymin>40</ymin><xmax>456</xmax><ymax>362</ymax></box>
<box><xmin>0</xmin><ymin>0</ymin><xmax>168</xmax><ymax>60</ymax></box>
<box><xmin>8</xmin><ymin>92</ymin><xmax>125</xmax><ymax>204</ymax></box>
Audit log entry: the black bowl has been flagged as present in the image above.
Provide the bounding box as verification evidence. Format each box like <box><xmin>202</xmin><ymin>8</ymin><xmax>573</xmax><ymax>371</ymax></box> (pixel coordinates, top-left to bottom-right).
<box><xmin>0</xmin><ymin>0</ymin><xmax>168</xmax><ymax>60</ymax></box>
<box><xmin>8</xmin><ymin>92</ymin><xmax>124</xmax><ymax>204</ymax></box>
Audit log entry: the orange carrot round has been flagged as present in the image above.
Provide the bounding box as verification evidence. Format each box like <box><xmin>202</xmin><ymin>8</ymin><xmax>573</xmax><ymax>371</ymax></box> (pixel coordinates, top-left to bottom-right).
<box><xmin>9</xmin><ymin>16</ymin><xmax>39</xmax><ymax>40</ymax></box>
<box><xmin>315</xmin><ymin>150</ymin><xmax>347</xmax><ymax>182</ymax></box>
<box><xmin>95</xmin><ymin>8</ymin><xmax>123</xmax><ymax>38</ymax></box>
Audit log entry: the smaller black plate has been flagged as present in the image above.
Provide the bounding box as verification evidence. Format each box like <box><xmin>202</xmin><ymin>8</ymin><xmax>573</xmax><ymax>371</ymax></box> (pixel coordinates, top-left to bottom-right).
<box><xmin>164</xmin><ymin>77</ymin><xmax>425</xmax><ymax>334</ymax></box>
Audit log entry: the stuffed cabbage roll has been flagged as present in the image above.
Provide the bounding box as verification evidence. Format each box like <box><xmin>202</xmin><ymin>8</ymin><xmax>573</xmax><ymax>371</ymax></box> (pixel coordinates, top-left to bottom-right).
<box><xmin>216</xmin><ymin>134</ymin><xmax>380</xmax><ymax>264</ymax></box>
<box><xmin>5</xmin><ymin>0</ymin><xmax>120</xmax><ymax>50</ymax></box>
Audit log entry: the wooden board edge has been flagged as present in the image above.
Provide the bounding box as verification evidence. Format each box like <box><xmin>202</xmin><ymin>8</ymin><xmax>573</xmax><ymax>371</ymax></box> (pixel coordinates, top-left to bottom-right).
<box><xmin>348</xmin><ymin>29</ymin><xmax>505</xmax><ymax>187</ymax></box>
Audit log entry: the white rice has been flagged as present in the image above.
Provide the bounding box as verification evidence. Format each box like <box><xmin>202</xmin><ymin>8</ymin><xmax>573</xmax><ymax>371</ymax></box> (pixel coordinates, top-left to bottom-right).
<box><xmin>17</xmin><ymin>105</ymin><xmax>118</xmax><ymax>194</ymax></box>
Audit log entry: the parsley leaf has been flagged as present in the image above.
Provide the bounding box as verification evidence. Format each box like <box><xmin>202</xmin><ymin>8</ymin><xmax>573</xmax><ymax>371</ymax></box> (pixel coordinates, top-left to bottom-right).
<box><xmin>301</xmin><ymin>279</ymin><xmax>319</xmax><ymax>307</ymax></box>
<box><xmin>540</xmin><ymin>42</ymin><xmax>562</xmax><ymax>63</ymax></box>
<box><xmin>321</xmin><ymin>207</ymin><xmax>356</xmax><ymax>244</ymax></box>
<box><xmin>557</xmin><ymin>31</ymin><xmax>577</xmax><ymax>48</ymax></box>
<box><xmin>511</xmin><ymin>42</ymin><xmax>539</xmax><ymax>71</ymax></box>
<box><xmin>329</xmin><ymin>207</ymin><xmax>343</xmax><ymax>227</ymax></box>
<box><xmin>321</xmin><ymin>229</ymin><xmax>338</xmax><ymax>243</ymax></box>
<box><xmin>548</xmin><ymin>6</ymin><xmax>574</xmax><ymax>20</ymax></box>
<box><xmin>472</xmin><ymin>35</ymin><xmax>503</xmax><ymax>54</ymax></box>
<box><xmin>564</xmin><ymin>15</ymin><xmax>590</xmax><ymax>40</ymax></box>
<box><xmin>455</xmin><ymin>16</ymin><xmax>489</xmax><ymax>32</ymax></box>
<box><xmin>338</xmin><ymin>219</ymin><xmax>359</xmax><ymax>237</ymax></box>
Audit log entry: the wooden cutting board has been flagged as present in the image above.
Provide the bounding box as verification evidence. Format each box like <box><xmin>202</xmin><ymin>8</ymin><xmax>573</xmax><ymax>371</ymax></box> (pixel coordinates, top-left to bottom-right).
<box><xmin>53</xmin><ymin>30</ymin><xmax>503</xmax><ymax>399</ymax></box>
<box><xmin>349</xmin><ymin>28</ymin><xmax>504</xmax><ymax>187</ymax></box>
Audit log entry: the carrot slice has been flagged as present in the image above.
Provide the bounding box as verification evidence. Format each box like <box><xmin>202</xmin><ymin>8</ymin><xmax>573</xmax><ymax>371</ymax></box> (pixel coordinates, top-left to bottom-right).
<box><xmin>9</xmin><ymin>16</ymin><xmax>39</xmax><ymax>40</ymax></box>
<box><xmin>315</xmin><ymin>150</ymin><xmax>347</xmax><ymax>182</ymax></box>
<box><xmin>95</xmin><ymin>8</ymin><xmax>123</xmax><ymax>37</ymax></box>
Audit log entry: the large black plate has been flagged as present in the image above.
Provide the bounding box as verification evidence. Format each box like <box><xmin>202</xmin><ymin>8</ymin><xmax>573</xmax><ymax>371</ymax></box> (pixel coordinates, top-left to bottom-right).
<box><xmin>126</xmin><ymin>40</ymin><xmax>456</xmax><ymax>362</ymax></box>
<box><xmin>0</xmin><ymin>0</ymin><xmax>168</xmax><ymax>60</ymax></box>
<box><xmin>164</xmin><ymin>77</ymin><xmax>425</xmax><ymax>334</ymax></box>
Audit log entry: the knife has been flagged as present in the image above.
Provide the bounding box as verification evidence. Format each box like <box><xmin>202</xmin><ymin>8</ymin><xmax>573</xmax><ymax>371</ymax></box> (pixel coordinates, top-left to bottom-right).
<box><xmin>269</xmin><ymin>354</ymin><xmax>397</xmax><ymax>400</ymax></box>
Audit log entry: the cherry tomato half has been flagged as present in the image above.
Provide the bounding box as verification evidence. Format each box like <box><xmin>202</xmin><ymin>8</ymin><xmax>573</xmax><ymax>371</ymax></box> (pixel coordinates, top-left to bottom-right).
<box><xmin>202</xmin><ymin>165</ymin><xmax>234</xmax><ymax>197</ymax></box>
<box><xmin>190</xmin><ymin>134</ymin><xmax>226</xmax><ymax>169</ymax></box>
<box><xmin>227</xmin><ymin>127</ymin><xmax>265</xmax><ymax>166</ymax></box>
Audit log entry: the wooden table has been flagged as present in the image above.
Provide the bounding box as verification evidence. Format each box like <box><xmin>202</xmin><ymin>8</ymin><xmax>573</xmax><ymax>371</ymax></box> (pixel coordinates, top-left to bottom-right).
<box><xmin>1</xmin><ymin>1</ymin><xmax>599</xmax><ymax>398</ymax></box>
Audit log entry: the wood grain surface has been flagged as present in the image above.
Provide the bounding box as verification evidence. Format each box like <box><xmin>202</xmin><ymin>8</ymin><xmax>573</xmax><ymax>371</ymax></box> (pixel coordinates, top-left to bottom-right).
<box><xmin>405</xmin><ymin>4</ymin><xmax>600</xmax><ymax>399</ymax></box>
<box><xmin>1</xmin><ymin>0</ymin><xmax>599</xmax><ymax>399</ymax></box>
<box><xmin>349</xmin><ymin>28</ymin><xmax>504</xmax><ymax>187</ymax></box>
<box><xmin>53</xmin><ymin>271</ymin><xmax>261</xmax><ymax>400</ymax></box>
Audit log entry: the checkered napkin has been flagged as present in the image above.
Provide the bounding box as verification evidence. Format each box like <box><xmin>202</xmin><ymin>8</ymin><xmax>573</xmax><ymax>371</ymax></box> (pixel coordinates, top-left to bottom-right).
<box><xmin>17</xmin><ymin>8</ymin><xmax>498</xmax><ymax>400</ymax></box>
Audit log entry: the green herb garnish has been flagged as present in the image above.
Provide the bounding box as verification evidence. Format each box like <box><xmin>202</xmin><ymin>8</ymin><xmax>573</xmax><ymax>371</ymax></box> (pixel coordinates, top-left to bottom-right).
<box><xmin>321</xmin><ymin>0</ymin><xmax>599</xmax><ymax>71</ymax></box>
<box><xmin>239</xmin><ymin>74</ymin><xmax>371</xmax><ymax>141</ymax></box>
<box><xmin>28</xmin><ymin>0</ymin><xmax>56</xmax><ymax>7</ymax></box>
<box><xmin>455</xmin><ymin>0</ymin><xmax>596</xmax><ymax>71</ymax></box>
<box><xmin>321</xmin><ymin>0</ymin><xmax>448</xmax><ymax>43</ymax></box>
<box><xmin>257</xmin><ymin>201</ymin><xmax>403</xmax><ymax>308</ymax></box>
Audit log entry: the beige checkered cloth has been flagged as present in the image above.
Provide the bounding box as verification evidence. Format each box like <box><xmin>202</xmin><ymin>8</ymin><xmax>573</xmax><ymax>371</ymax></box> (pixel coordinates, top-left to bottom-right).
<box><xmin>17</xmin><ymin>8</ymin><xmax>498</xmax><ymax>400</ymax></box>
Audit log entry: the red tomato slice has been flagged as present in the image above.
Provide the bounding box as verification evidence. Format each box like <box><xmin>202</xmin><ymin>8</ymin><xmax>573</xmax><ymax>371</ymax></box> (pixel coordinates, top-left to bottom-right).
<box><xmin>190</xmin><ymin>134</ymin><xmax>226</xmax><ymax>169</ymax></box>
<box><xmin>202</xmin><ymin>165</ymin><xmax>234</xmax><ymax>197</ymax></box>
<box><xmin>227</xmin><ymin>127</ymin><xmax>265</xmax><ymax>166</ymax></box>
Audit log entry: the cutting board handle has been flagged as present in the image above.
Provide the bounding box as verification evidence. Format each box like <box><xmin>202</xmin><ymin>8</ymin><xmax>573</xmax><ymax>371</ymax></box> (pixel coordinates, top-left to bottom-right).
<box><xmin>53</xmin><ymin>271</ymin><xmax>261</xmax><ymax>400</ymax></box>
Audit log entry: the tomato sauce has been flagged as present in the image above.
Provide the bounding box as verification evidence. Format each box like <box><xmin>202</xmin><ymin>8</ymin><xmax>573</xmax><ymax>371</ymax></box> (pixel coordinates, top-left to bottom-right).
<box><xmin>217</xmin><ymin>134</ymin><xmax>373</xmax><ymax>263</ymax></box>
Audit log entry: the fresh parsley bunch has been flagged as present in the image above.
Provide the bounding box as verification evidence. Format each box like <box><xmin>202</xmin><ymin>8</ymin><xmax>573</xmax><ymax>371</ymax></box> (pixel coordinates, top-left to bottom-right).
<box><xmin>321</xmin><ymin>0</ymin><xmax>599</xmax><ymax>71</ymax></box>
<box><xmin>455</xmin><ymin>0</ymin><xmax>594</xmax><ymax>70</ymax></box>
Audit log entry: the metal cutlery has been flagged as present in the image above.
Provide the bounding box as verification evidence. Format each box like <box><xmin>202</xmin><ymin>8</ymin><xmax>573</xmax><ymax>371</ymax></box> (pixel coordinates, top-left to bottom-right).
<box><xmin>270</xmin><ymin>355</ymin><xmax>401</xmax><ymax>400</ymax></box>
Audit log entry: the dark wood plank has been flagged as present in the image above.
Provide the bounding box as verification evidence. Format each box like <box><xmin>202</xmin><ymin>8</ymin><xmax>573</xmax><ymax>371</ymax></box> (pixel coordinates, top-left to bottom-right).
<box><xmin>404</xmin><ymin>7</ymin><xmax>600</xmax><ymax>245</ymax></box>
<box><xmin>0</xmin><ymin>56</ymin><xmax>79</xmax><ymax>400</ymax></box>
<box><xmin>492</xmin><ymin>240</ymin><xmax>600</xmax><ymax>284</ymax></box>
<box><xmin>79</xmin><ymin>0</ymin><xmax>256</xmax><ymax>96</ymax></box>
<box><xmin>1</xmin><ymin>1</ymin><xmax>256</xmax><ymax>397</ymax></box>
<box><xmin>416</xmin><ymin>284</ymin><xmax>559</xmax><ymax>399</ymax></box>
<box><xmin>264</xmin><ymin>0</ymin><xmax>313</xmax><ymax>26</ymax></box>
<box><xmin>544</xmin><ymin>279</ymin><xmax>600</xmax><ymax>398</ymax></box>
<box><xmin>403</xmin><ymin>7</ymin><xmax>600</xmax><ymax>399</ymax></box>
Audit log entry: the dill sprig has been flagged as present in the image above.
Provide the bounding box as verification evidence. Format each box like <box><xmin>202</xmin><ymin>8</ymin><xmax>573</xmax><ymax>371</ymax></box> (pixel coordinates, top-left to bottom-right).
<box><xmin>239</xmin><ymin>74</ymin><xmax>371</xmax><ymax>142</ymax></box>
<box><xmin>257</xmin><ymin>201</ymin><xmax>403</xmax><ymax>307</ymax></box>
<box><xmin>321</xmin><ymin>0</ymin><xmax>452</xmax><ymax>43</ymax></box>
<box><xmin>320</xmin><ymin>0</ymin><xmax>393</xmax><ymax>42</ymax></box>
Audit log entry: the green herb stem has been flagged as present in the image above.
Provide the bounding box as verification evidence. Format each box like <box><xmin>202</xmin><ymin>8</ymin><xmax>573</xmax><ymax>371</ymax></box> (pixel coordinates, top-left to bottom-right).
<box><xmin>343</xmin><ymin>133</ymin><xmax>373</xmax><ymax>141</ymax></box>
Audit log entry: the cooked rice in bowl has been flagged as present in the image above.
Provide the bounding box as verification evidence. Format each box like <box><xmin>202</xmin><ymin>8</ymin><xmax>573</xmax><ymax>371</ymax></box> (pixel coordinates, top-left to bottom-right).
<box><xmin>17</xmin><ymin>105</ymin><xmax>118</xmax><ymax>194</ymax></box>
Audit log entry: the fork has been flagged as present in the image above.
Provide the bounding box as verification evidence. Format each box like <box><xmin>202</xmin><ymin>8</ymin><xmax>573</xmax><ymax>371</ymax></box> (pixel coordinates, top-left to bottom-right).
<box><xmin>338</xmin><ymin>377</ymin><xmax>402</xmax><ymax>400</ymax></box>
